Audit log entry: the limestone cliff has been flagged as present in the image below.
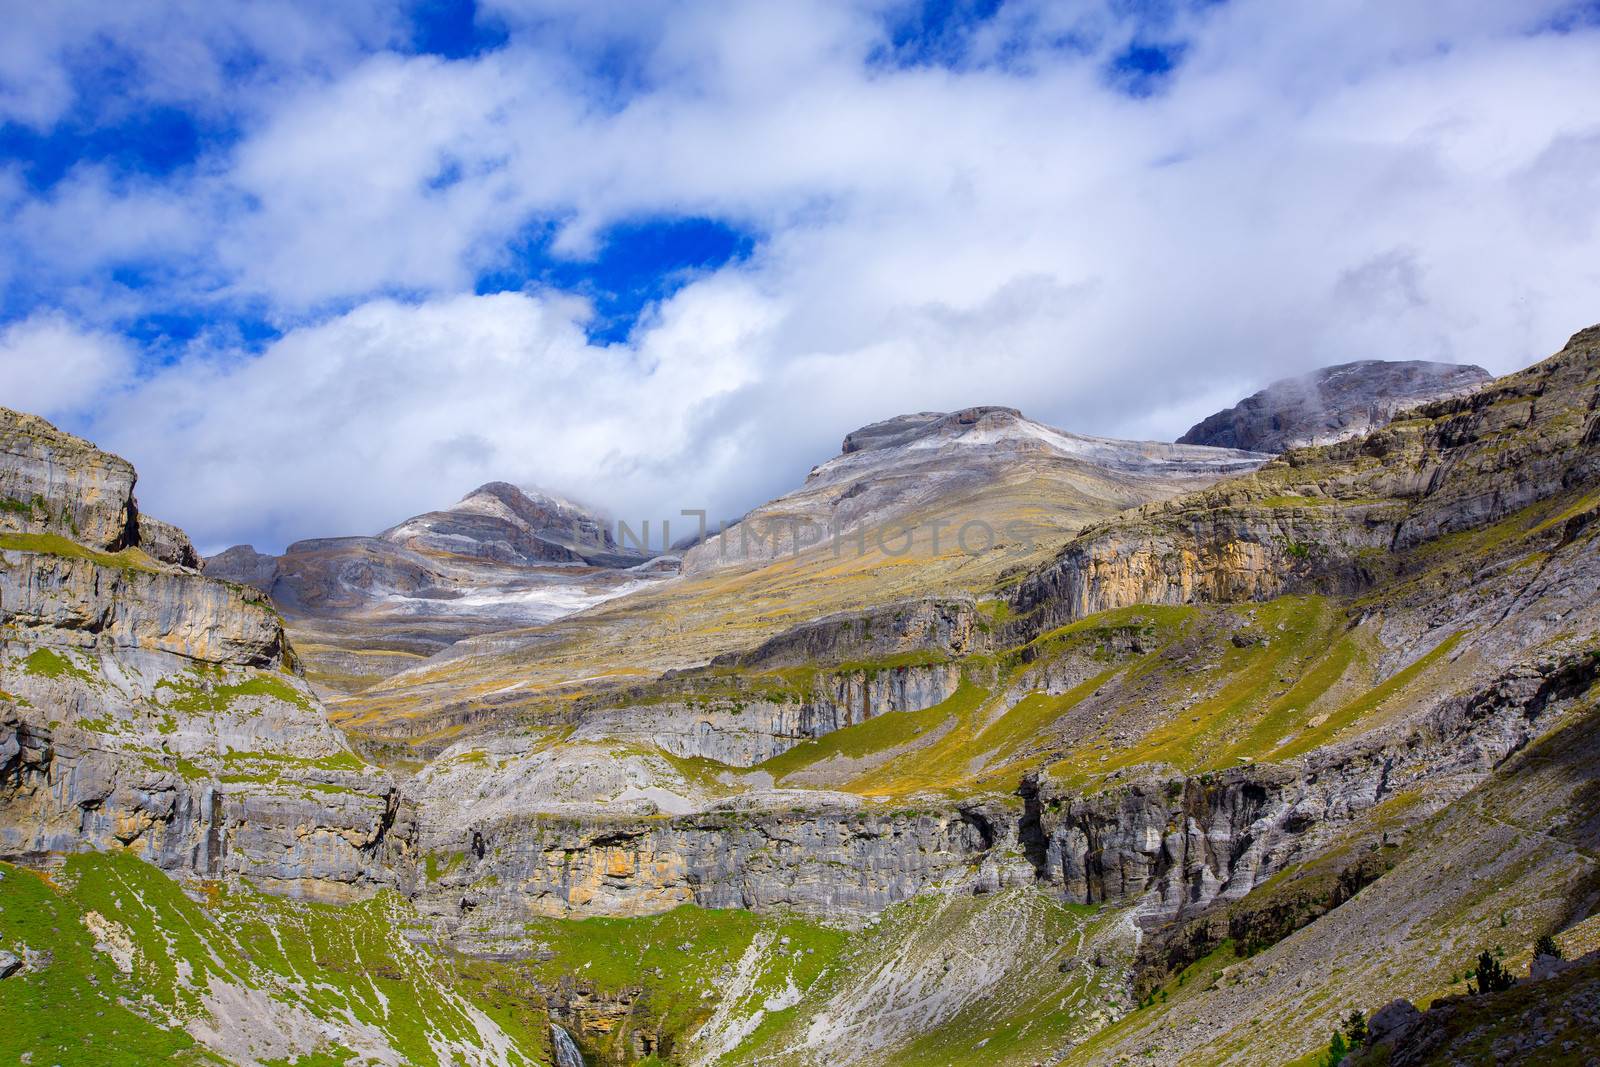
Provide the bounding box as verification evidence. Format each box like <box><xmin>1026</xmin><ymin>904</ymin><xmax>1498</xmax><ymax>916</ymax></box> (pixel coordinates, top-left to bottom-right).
<box><xmin>1011</xmin><ymin>327</ymin><xmax>1600</xmax><ymax>636</ymax></box>
<box><xmin>0</xmin><ymin>410</ymin><xmax>408</xmax><ymax>903</ymax></box>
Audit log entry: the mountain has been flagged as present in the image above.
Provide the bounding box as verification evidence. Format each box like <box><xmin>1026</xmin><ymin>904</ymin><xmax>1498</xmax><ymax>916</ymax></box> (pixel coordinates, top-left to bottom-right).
<box><xmin>1178</xmin><ymin>358</ymin><xmax>1491</xmax><ymax>452</ymax></box>
<box><xmin>330</xmin><ymin>406</ymin><xmax>1263</xmax><ymax>740</ymax></box>
<box><xmin>683</xmin><ymin>405</ymin><xmax>1264</xmax><ymax>573</ymax></box>
<box><xmin>5</xmin><ymin>326</ymin><xmax>1600</xmax><ymax>1066</ymax></box>
<box><xmin>204</xmin><ymin>481</ymin><xmax>662</xmax><ymax>695</ymax></box>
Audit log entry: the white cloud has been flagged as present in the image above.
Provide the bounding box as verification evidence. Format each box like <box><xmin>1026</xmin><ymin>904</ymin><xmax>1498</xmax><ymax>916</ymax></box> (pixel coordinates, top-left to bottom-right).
<box><xmin>86</xmin><ymin>289</ymin><xmax>768</xmax><ymax>551</ymax></box>
<box><xmin>8</xmin><ymin>0</ymin><xmax>1600</xmax><ymax>550</ymax></box>
<box><xmin>0</xmin><ymin>313</ymin><xmax>133</xmax><ymax>418</ymax></box>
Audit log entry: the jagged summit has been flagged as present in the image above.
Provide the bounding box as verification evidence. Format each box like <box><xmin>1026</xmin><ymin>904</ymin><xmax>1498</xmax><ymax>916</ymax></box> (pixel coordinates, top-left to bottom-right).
<box><xmin>379</xmin><ymin>479</ymin><xmax>635</xmax><ymax>569</ymax></box>
<box><xmin>203</xmin><ymin>479</ymin><xmax>661</xmax><ymax>693</ymax></box>
<box><xmin>1178</xmin><ymin>357</ymin><xmax>1491</xmax><ymax>453</ymax></box>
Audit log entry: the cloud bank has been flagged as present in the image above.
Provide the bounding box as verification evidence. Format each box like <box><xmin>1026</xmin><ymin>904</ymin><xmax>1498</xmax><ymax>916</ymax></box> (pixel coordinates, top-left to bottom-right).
<box><xmin>3</xmin><ymin>0</ymin><xmax>1599</xmax><ymax>552</ymax></box>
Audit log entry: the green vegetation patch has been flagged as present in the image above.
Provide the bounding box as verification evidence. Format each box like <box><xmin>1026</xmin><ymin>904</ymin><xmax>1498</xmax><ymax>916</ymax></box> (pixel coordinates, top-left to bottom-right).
<box><xmin>0</xmin><ymin>852</ymin><xmax>548</xmax><ymax>1067</ymax></box>
<box><xmin>0</xmin><ymin>531</ymin><xmax>157</xmax><ymax>572</ymax></box>
<box><xmin>19</xmin><ymin>646</ymin><xmax>98</xmax><ymax>683</ymax></box>
<box><xmin>155</xmin><ymin>665</ymin><xmax>316</xmax><ymax>716</ymax></box>
<box><xmin>521</xmin><ymin>903</ymin><xmax>849</xmax><ymax>1061</ymax></box>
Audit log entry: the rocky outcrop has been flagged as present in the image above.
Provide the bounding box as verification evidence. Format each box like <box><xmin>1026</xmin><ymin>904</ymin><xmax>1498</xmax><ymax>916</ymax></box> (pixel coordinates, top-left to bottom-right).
<box><xmin>573</xmin><ymin>662</ymin><xmax>962</xmax><ymax>765</ymax></box>
<box><xmin>0</xmin><ymin>406</ymin><xmax>138</xmax><ymax>551</ymax></box>
<box><xmin>134</xmin><ymin>514</ymin><xmax>200</xmax><ymax>568</ymax></box>
<box><xmin>1</xmin><ymin>547</ymin><xmax>291</xmax><ymax>666</ymax></box>
<box><xmin>710</xmin><ymin>597</ymin><xmax>982</xmax><ymax>671</ymax></box>
<box><xmin>1350</xmin><ymin>953</ymin><xmax>1600</xmax><ymax>1066</ymax></box>
<box><xmin>0</xmin><ymin>703</ymin><xmax>405</xmax><ymax>899</ymax></box>
<box><xmin>202</xmin><ymin>543</ymin><xmax>280</xmax><ymax>590</ymax></box>
<box><xmin>1020</xmin><ymin>642</ymin><xmax>1600</xmax><ymax>927</ymax></box>
<box><xmin>1012</xmin><ymin>326</ymin><xmax>1600</xmax><ymax>636</ymax></box>
<box><xmin>414</xmin><ymin>796</ymin><xmax>1013</xmax><ymax>946</ymax></box>
<box><xmin>1179</xmin><ymin>359</ymin><xmax>1491</xmax><ymax>453</ymax></box>
<box><xmin>0</xmin><ymin>408</ymin><xmax>409</xmax><ymax>901</ymax></box>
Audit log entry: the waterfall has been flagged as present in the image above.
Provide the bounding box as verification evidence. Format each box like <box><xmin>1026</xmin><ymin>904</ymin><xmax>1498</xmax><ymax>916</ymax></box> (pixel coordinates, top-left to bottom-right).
<box><xmin>550</xmin><ymin>1024</ymin><xmax>586</xmax><ymax>1067</ymax></box>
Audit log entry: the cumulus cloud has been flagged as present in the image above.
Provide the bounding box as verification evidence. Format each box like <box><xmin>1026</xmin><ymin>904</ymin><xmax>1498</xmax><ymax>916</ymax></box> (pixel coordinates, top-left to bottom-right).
<box><xmin>6</xmin><ymin>0</ymin><xmax>1600</xmax><ymax>551</ymax></box>
<box><xmin>0</xmin><ymin>313</ymin><xmax>133</xmax><ymax>418</ymax></box>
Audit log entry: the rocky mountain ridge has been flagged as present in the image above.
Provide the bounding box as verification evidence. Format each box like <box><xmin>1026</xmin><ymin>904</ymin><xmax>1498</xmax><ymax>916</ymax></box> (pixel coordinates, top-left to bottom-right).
<box><xmin>204</xmin><ymin>481</ymin><xmax>663</xmax><ymax>695</ymax></box>
<box><xmin>1178</xmin><ymin>357</ymin><xmax>1491</xmax><ymax>453</ymax></box>
<box><xmin>4</xmin><ymin>340</ymin><xmax>1600</xmax><ymax>1066</ymax></box>
<box><xmin>683</xmin><ymin>404</ymin><xmax>1265</xmax><ymax>574</ymax></box>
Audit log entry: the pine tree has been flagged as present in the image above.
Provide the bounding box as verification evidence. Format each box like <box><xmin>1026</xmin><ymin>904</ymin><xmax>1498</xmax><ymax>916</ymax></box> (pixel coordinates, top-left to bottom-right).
<box><xmin>1343</xmin><ymin>1009</ymin><xmax>1367</xmax><ymax>1049</ymax></box>
<box><xmin>1534</xmin><ymin>933</ymin><xmax>1563</xmax><ymax>960</ymax></box>
<box><xmin>1325</xmin><ymin>1030</ymin><xmax>1348</xmax><ymax>1066</ymax></box>
<box><xmin>1469</xmin><ymin>949</ymin><xmax>1514</xmax><ymax>994</ymax></box>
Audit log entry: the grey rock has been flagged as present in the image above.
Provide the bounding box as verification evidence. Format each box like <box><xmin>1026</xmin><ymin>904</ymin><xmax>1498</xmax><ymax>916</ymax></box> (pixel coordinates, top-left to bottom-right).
<box><xmin>201</xmin><ymin>482</ymin><xmax>665</xmax><ymax>688</ymax></box>
<box><xmin>134</xmin><ymin>515</ymin><xmax>200</xmax><ymax>568</ymax></box>
<box><xmin>202</xmin><ymin>544</ymin><xmax>280</xmax><ymax>591</ymax></box>
<box><xmin>0</xmin><ymin>406</ymin><xmax>138</xmax><ymax>551</ymax></box>
<box><xmin>0</xmin><ymin>548</ymin><xmax>289</xmax><ymax>666</ymax></box>
<box><xmin>683</xmin><ymin>406</ymin><xmax>1265</xmax><ymax>575</ymax></box>
<box><xmin>711</xmin><ymin>596</ymin><xmax>982</xmax><ymax>671</ymax></box>
<box><xmin>0</xmin><ymin>949</ymin><xmax>20</xmax><ymax>979</ymax></box>
<box><xmin>1367</xmin><ymin>998</ymin><xmax>1422</xmax><ymax>1045</ymax></box>
<box><xmin>1179</xmin><ymin>359</ymin><xmax>1490</xmax><ymax>453</ymax></box>
<box><xmin>573</xmin><ymin>661</ymin><xmax>961</xmax><ymax>765</ymax></box>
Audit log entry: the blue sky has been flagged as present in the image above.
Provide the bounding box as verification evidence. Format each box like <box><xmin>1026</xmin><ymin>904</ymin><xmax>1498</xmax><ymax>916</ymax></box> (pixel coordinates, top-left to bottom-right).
<box><xmin>2</xmin><ymin>1</ymin><xmax>1599</xmax><ymax>552</ymax></box>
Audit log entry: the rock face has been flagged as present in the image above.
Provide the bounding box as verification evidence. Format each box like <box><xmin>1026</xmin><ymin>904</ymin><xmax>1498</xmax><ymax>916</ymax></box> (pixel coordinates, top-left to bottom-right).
<box><xmin>0</xmin><ymin>406</ymin><xmax>138</xmax><ymax>551</ymax></box>
<box><xmin>1013</xmin><ymin>330</ymin><xmax>1599</xmax><ymax>637</ymax></box>
<box><xmin>202</xmin><ymin>543</ymin><xmax>280</xmax><ymax>589</ymax></box>
<box><xmin>414</xmin><ymin>797</ymin><xmax>1009</xmax><ymax>945</ymax></box>
<box><xmin>0</xmin><ymin>409</ymin><xmax>408</xmax><ymax>902</ymax></box>
<box><xmin>0</xmin><ymin>405</ymin><xmax>197</xmax><ymax>566</ymax></box>
<box><xmin>682</xmin><ymin>405</ymin><xmax>1266</xmax><ymax>574</ymax></box>
<box><xmin>710</xmin><ymin>596</ymin><xmax>983</xmax><ymax>671</ymax></box>
<box><xmin>572</xmin><ymin>661</ymin><xmax>963</xmax><ymax>766</ymax></box>
<box><xmin>1178</xmin><ymin>359</ymin><xmax>1490</xmax><ymax>453</ymax></box>
<box><xmin>1022</xmin><ymin>643</ymin><xmax>1597</xmax><ymax>927</ymax></box>
<box><xmin>2</xmin><ymin>548</ymin><xmax>290</xmax><ymax>666</ymax></box>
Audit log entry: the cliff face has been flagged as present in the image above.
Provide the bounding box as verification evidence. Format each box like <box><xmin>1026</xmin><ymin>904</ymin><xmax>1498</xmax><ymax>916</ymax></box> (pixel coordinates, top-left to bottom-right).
<box><xmin>414</xmin><ymin>800</ymin><xmax>1005</xmax><ymax>948</ymax></box>
<box><xmin>0</xmin><ymin>410</ymin><xmax>408</xmax><ymax>903</ymax></box>
<box><xmin>1021</xmin><ymin>643</ymin><xmax>1597</xmax><ymax>927</ymax></box>
<box><xmin>0</xmin><ymin>404</ymin><xmax>197</xmax><ymax>566</ymax></box>
<box><xmin>1178</xmin><ymin>358</ymin><xmax>1491</xmax><ymax>453</ymax></box>
<box><xmin>572</xmin><ymin>662</ymin><xmax>962</xmax><ymax>765</ymax></box>
<box><xmin>2</xmin><ymin>548</ymin><xmax>289</xmax><ymax>665</ymax></box>
<box><xmin>0</xmin><ymin>407</ymin><xmax>138</xmax><ymax>551</ymax></box>
<box><xmin>1012</xmin><ymin>327</ymin><xmax>1600</xmax><ymax>636</ymax></box>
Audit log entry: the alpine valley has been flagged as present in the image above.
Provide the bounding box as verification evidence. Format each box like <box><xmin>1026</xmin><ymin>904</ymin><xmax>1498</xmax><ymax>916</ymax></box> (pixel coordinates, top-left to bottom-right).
<box><xmin>5</xmin><ymin>326</ymin><xmax>1600</xmax><ymax>1067</ymax></box>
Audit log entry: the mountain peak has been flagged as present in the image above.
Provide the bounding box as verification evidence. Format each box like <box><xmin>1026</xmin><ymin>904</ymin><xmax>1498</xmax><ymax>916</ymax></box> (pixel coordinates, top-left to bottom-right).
<box><xmin>1179</xmin><ymin>357</ymin><xmax>1491</xmax><ymax>452</ymax></box>
<box><xmin>840</xmin><ymin>406</ymin><xmax>1024</xmax><ymax>455</ymax></box>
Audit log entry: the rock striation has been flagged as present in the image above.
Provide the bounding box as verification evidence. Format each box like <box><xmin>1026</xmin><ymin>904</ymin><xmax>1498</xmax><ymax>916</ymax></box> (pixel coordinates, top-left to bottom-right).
<box><xmin>682</xmin><ymin>406</ymin><xmax>1266</xmax><ymax>574</ymax></box>
<box><xmin>205</xmin><ymin>482</ymin><xmax>665</xmax><ymax>693</ymax></box>
<box><xmin>1013</xmin><ymin>328</ymin><xmax>1600</xmax><ymax>637</ymax></box>
<box><xmin>0</xmin><ymin>409</ymin><xmax>410</xmax><ymax>902</ymax></box>
<box><xmin>0</xmin><ymin>404</ymin><xmax>198</xmax><ymax>566</ymax></box>
<box><xmin>1178</xmin><ymin>358</ymin><xmax>1491</xmax><ymax>453</ymax></box>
